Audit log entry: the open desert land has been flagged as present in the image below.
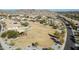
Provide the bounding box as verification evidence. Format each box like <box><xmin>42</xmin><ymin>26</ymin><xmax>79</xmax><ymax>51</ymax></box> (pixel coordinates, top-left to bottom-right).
<box><xmin>0</xmin><ymin>10</ymin><xmax>67</xmax><ymax>50</ymax></box>
<box><xmin>7</xmin><ymin>21</ymin><xmax>55</xmax><ymax>48</ymax></box>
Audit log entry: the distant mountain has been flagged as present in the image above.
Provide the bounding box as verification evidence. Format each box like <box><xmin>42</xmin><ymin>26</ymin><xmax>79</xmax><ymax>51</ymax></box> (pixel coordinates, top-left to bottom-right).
<box><xmin>0</xmin><ymin>9</ymin><xmax>57</xmax><ymax>16</ymax></box>
<box><xmin>49</xmin><ymin>9</ymin><xmax>79</xmax><ymax>12</ymax></box>
<box><xmin>0</xmin><ymin>9</ymin><xmax>79</xmax><ymax>13</ymax></box>
<box><xmin>1</xmin><ymin>9</ymin><xmax>79</xmax><ymax>15</ymax></box>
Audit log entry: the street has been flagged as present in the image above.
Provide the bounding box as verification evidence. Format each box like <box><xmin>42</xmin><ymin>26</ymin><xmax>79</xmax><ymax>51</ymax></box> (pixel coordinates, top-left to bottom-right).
<box><xmin>59</xmin><ymin>16</ymin><xmax>75</xmax><ymax>50</ymax></box>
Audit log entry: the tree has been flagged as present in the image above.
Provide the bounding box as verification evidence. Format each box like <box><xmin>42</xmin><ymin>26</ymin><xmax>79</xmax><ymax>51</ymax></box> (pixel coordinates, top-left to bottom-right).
<box><xmin>1</xmin><ymin>30</ymin><xmax>20</xmax><ymax>38</ymax></box>
<box><xmin>1</xmin><ymin>32</ymin><xmax>7</xmax><ymax>38</ymax></box>
<box><xmin>7</xmin><ymin>30</ymin><xmax>19</xmax><ymax>38</ymax></box>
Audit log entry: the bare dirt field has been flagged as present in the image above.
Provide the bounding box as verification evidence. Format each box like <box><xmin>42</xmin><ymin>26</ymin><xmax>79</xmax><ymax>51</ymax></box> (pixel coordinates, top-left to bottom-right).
<box><xmin>13</xmin><ymin>22</ymin><xmax>55</xmax><ymax>48</ymax></box>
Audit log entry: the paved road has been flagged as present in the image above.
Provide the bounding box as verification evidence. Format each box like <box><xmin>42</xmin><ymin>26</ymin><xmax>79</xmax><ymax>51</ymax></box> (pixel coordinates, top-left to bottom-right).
<box><xmin>64</xmin><ymin>20</ymin><xmax>75</xmax><ymax>50</ymax></box>
<box><xmin>58</xmin><ymin>15</ymin><xmax>75</xmax><ymax>50</ymax></box>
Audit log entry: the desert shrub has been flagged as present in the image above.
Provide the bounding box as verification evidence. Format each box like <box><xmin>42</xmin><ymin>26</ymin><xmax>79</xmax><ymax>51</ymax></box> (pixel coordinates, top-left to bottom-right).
<box><xmin>21</xmin><ymin>22</ymin><xmax>29</xmax><ymax>27</ymax></box>
<box><xmin>16</xmin><ymin>48</ymin><xmax>21</xmax><ymax>50</ymax></box>
<box><xmin>42</xmin><ymin>48</ymin><xmax>54</xmax><ymax>50</ymax></box>
<box><xmin>1</xmin><ymin>30</ymin><xmax>20</xmax><ymax>38</ymax></box>
<box><xmin>36</xmin><ymin>16</ymin><xmax>41</xmax><ymax>19</ymax></box>
<box><xmin>9</xmin><ymin>40</ymin><xmax>15</xmax><ymax>46</ymax></box>
<box><xmin>53</xmin><ymin>31</ymin><xmax>60</xmax><ymax>38</ymax></box>
<box><xmin>26</xmin><ymin>16</ymin><xmax>29</xmax><ymax>18</ymax></box>
<box><xmin>32</xmin><ymin>42</ymin><xmax>38</xmax><ymax>47</ymax></box>
<box><xmin>7</xmin><ymin>30</ymin><xmax>19</xmax><ymax>38</ymax></box>
<box><xmin>1</xmin><ymin>32</ymin><xmax>7</xmax><ymax>38</ymax></box>
<box><xmin>52</xmin><ymin>25</ymin><xmax>58</xmax><ymax>29</ymax></box>
<box><xmin>39</xmin><ymin>19</ymin><xmax>46</xmax><ymax>24</ymax></box>
<box><xmin>42</xmin><ymin>48</ymin><xmax>48</xmax><ymax>50</ymax></box>
<box><xmin>47</xmin><ymin>47</ymin><xmax>54</xmax><ymax>50</ymax></box>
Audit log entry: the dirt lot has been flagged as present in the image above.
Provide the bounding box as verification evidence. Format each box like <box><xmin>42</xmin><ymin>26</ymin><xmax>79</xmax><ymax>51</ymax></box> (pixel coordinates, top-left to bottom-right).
<box><xmin>12</xmin><ymin>22</ymin><xmax>55</xmax><ymax>48</ymax></box>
